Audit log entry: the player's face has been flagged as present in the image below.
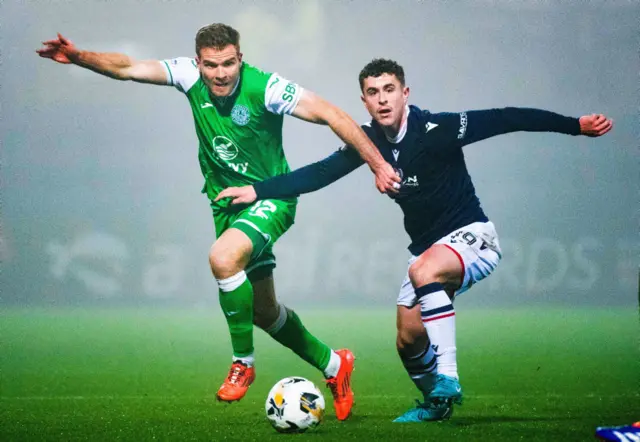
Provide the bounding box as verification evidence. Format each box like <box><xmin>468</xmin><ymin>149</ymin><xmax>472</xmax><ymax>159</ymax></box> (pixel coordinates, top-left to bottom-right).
<box><xmin>361</xmin><ymin>74</ymin><xmax>409</xmax><ymax>131</ymax></box>
<box><xmin>197</xmin><ymin>45</ymin><xmax>243</xmax><ymax>97</ymax></box>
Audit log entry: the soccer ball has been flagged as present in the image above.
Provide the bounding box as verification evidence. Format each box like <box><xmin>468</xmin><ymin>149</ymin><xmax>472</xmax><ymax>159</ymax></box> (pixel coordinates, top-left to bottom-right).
<box><xmin>265</xmin><ymin>377</ymin><xmax>325</xmax><ymax>433</ymax></box>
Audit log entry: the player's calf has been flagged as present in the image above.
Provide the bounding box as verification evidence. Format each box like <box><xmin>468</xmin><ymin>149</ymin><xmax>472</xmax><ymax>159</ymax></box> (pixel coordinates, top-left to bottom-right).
<box><xmin>398</xmin><ymin>343</ymin><xmax>438</xmax><ymax>399</ymax></box>
<box><xmin>397</xmin><ymin>304</ymin><xmax>438</xmax><ymax>396</ymax></box>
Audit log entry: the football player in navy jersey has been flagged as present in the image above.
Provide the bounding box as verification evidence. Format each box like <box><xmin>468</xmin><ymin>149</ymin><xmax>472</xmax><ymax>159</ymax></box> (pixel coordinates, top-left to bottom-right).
<box><xmin>215</xmin><ymin>59</ymin><xmax>613</xmax><ymax>422</ymax></box>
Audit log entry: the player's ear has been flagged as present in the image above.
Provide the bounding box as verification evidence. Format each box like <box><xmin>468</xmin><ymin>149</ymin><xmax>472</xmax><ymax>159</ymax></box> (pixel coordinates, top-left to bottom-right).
<box><xmin>237</xmin><ymin>52</ymin><xmax>243</xmax><ymax>63</ymax></box>
<box><xmin>403</xmin><ymin>86</ymin><xmax>410</xmax><ymax>102</ymax></box>
<box><xmin>360</xmin><ymin>94</ymin><xmax>365</xmax><ymax>104</ymax></box>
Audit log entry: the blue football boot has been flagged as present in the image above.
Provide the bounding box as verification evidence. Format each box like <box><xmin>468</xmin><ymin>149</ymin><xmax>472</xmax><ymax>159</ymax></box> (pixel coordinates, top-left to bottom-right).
<box><xmin>393</xmin><ymin>399</ymin><xmax>453</xmax><ymax>423</ymax></box>
<box><xmin>596</xmin><ymin>422</ymin><xmax>640</xmax><ymax>441</ymax></box>
<box><xmin>429</xmin><ymin>374</ymin><xmax>463</xmax><ymax>405</ymax></box>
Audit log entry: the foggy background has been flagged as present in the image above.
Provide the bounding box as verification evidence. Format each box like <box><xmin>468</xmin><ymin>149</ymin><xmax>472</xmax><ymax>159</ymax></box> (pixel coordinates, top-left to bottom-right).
<box><xmin>2</xmin><ymin>0</ymin><xmax>638</xmax><ymax>308</ymax></box>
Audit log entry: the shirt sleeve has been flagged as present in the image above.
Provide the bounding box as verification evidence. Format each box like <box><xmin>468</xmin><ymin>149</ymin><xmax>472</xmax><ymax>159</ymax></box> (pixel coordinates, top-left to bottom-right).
<box><xmin>428</xmin><ymin>108</ymin><xmax>581</xmax><ymax>150</ymax></box>
<box><xmin>264</xmin><ymin>73</ymin><xmax>304</xmax><ymax>115</ymax></box>
<box><xmin>160</xmin><ymin>57</ymin><xmax>200</xmax><ymax>93</ymax></box>
<box><xmin>421</xmin><ymin>111</ymin><xmax>468</xmax><ymax>151</ymax></box>
<box><xmin>254</xmin><ymin>146</ymin><xmax>364</xmax><ymax>200</ymax></box>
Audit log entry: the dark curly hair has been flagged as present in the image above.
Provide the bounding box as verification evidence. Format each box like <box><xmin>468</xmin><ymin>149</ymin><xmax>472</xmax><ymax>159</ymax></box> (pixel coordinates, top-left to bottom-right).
<box><xmin>358</xmin><ymin>59</ymin><xmax>405</xmax><ymax>91</ymax></box>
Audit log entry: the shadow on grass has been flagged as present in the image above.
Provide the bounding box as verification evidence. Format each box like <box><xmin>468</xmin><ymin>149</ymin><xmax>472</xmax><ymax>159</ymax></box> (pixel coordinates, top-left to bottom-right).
<box><xmin>320</xmin><ymin>413</ymin><xmax>574</xmax><ymax>426</ymax></box>
<box><xmin>450</xmin><ymin>415</ymin><xmax>578</xmax><ymax>426</ymax></box>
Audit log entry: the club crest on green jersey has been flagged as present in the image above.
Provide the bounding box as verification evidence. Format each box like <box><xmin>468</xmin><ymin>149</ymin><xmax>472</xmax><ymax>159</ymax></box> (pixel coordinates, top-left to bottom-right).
<box><xmin>231</xmin><ymin>104</ymin><xmax>250</xmax><ymax>126</ymax></box>
<box><xmin>212</xmin><ymin>136</ymin><xmax>239</xmax><ymax>161</ymax></box>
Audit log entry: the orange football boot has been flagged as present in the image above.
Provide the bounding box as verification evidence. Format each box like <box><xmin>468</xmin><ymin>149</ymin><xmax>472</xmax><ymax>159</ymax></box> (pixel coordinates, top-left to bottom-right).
<box><xmin>325</xmin><ymin>349</ymin><xmax>355</xmax><ymax>421</ymax></box>
<box><xmin>216</xmin><ymin>361</ymin><xmax>256</xmax><ymax>402</ymax></box>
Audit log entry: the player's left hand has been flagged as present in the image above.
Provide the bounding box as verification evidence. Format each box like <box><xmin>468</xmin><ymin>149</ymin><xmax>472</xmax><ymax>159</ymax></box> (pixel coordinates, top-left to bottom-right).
<box><xmin>215</xmin><ymin>186</ymin><xmax>257</xmax><ymax>205</ymax></box>
<box><xmin>579</xmin><ymin>114</ymin><xmax>613</xmax><ymax>137</ymax></box>
<box><xmin>374</xmin><ymin>162</ymin><xmax>401</xmax><ymax>194</ymax></box>
<box><xmin>36</xmin><ymin>33</ymin><xmax>78</xmax><ymax>64</ymax></box>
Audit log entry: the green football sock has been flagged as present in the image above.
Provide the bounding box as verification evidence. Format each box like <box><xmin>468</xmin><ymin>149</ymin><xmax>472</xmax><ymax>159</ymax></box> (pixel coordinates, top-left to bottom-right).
<box><xmin>218</xmin><ymin>274</ymin><xmax>254</xmax><ymax>358</ymax></box>
<box><xmin>269</xmin><ymin>308</ymin><xmax>331</xmax><ymax>371</ymax></box>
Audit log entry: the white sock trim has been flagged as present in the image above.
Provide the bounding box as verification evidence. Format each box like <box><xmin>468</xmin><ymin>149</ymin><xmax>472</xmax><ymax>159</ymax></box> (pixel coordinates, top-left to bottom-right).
<box><xmin>233</xmin><ymin>353</ymin><xmax>255</xmax><ymax>367</ymax></box>
<box><xmin>264</xmin><ymin>303</ymin><xmax>288</xmax><ymax>335</ymax></box>
<box><xmin>217</xmin><ymin>271</ymin><xmax>247</xmax><ymax>292</ymax></box>
<box><xmin>323</xmin><ymin>350</ymin><xmax>341</xmax><ymax>379</ymax></box>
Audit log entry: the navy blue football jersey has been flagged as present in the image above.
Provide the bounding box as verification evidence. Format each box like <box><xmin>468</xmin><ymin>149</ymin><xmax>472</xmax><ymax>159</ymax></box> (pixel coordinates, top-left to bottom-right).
<box><xmin>254</xmin><ymin>105</ymin><xmax>580</xmax><ymax>254</ymax></box>
<box><xmin>363</xmin><ymin>106</ymin><xmax>489</xmax><ymax>254</ymax></box>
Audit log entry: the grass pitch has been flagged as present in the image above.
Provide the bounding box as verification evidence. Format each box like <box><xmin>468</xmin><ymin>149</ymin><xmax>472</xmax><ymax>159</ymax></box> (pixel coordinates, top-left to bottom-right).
<box><xmin>2</xmin><ymin>307</ymin><xmax>638</xmax><ymax>441</ymax></box>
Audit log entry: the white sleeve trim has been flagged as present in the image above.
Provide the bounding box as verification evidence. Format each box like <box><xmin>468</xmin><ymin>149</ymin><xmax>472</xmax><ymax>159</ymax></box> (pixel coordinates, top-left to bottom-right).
<box><xmin>161</xmin><ymin>57</ymin><xmax>200</xmax><ymax>93</ymax></box>
<box><xmin>264</xmin><ymin>73</ymin><xmax>303</xmax><ymax>115</ymax></box>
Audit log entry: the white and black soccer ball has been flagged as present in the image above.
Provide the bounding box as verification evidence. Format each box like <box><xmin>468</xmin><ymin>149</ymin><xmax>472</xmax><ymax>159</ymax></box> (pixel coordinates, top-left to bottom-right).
<box><xmin>265</xmin><ymin>377</ymin><xmax>325</xmax><ymax>433</ymax></box>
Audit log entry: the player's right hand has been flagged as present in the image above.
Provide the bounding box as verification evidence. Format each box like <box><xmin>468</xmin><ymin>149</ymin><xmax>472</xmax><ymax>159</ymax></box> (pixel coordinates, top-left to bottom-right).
<box><xmin>579</xmin><ymin>114</ymin><xmax>613</xmax><ymax>137</ymax></box>
<box><xmin>374</xmin><ymin>162</ymin><xmax>401</xmax><ymax>194</ymax></box>
<box><xmin>36</xmin><ymin>33</ymin><xmax>78</xmax><ymax>64</ymax></box>
<box><xmin>215</xmin><ymin>186</ymin><xmax>258</xmax><ymax>205</ymax></box>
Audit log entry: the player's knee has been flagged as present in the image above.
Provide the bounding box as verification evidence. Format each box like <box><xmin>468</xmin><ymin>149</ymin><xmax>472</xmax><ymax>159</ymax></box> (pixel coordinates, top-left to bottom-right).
<box><xmin>253</xmin><ymin>305</ymin><xmax>279</xmax><ymax>330</ymax></box>
<box><xmin>209</xmin><ymin>249</ymin><xmax>243</xmax><ymax>279</ymax></box>
<box><xmin>408</xmin><ymin>259</ymin><xmax>444</xmax><ymax>287</ymax></box>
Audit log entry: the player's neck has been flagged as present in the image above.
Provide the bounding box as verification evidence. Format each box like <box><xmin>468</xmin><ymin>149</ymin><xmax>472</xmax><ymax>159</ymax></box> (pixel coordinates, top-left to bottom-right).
<box><xmin>382</xmin><ymin>105</ymin><xmax>410</xmax><ymax>144</ymax></box>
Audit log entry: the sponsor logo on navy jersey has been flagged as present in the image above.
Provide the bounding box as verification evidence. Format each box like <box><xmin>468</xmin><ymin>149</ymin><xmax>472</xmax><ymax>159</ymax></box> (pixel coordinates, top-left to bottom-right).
<box><xmin>458</xmin><ymin>112</ymin><xmax>468</xmax><ymax>139</ymax></box>
<box><xmin>404</xmin><ymin>175</ymin><xmax>419</xmax><ymax>187</ymax></box>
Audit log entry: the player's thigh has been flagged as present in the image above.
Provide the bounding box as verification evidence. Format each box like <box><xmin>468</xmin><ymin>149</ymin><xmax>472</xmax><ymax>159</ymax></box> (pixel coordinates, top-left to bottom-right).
<box><xmin>210</xmin><ymin>199</ymin><xmax>296</xmax><ymax>277</ymax></box>
<box><xmin>434</xmin><ymin>221</ymin><xmax>503</xmax><ymax>296</ymax></box>
<box><xmin>232</xmin><ymin>199</ymin><xmax>297</xmax><ymax>263</ymax></box>
<box><xmin>409</xmin><ymin>244</ymin><xmax>464</xmax><ymax>288</ymax></box>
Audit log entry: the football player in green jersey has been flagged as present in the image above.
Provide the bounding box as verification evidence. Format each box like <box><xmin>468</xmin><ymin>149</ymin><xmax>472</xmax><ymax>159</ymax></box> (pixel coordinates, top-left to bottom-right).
<box><xmin>37</xmin><ymin>23</ymin><xmax>399</xmax><ymax>420</ymax></box>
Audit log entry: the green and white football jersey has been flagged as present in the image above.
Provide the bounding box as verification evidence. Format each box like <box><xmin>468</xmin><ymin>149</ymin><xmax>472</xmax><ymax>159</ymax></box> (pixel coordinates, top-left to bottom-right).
<box><xmin>161</xmin><ymin>58</ymin><xmax>303</xmax><ymax>209</ymax></box>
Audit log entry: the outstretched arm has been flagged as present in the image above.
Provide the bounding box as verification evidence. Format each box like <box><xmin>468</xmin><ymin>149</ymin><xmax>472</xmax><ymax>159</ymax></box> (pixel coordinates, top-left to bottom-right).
<box><xmin>291</xmin><ymin>90</ymin><xmax>399</xmax><ymax>194</ymax></box>
<box><xmin>36</xmin><ymin>33</ymin><xmax>168</xmax><ymax>84</ymax></box>
<box><xmin>215</xmin><ymin>147</ymin><xmax>365</xmax><ymax>205</ymax></box>
<box><xmin>449</xmin><ymin>107</ymin><xmax>613</xmax><ymax>147</ymax></box>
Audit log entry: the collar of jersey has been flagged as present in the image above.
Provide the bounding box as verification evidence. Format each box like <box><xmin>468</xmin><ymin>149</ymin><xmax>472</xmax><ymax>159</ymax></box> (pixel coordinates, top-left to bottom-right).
<box><xmin>384</xmin><ymin>105</ymin><xmax>411</xmax><ymax>144</ymax></box>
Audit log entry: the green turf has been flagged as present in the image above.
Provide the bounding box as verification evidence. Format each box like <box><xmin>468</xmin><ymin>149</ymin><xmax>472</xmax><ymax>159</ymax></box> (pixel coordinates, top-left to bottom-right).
<box><xmin>1</xmin><ymin>307</ymin><xmax>638</xmax><ymax>441</ymax></box>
